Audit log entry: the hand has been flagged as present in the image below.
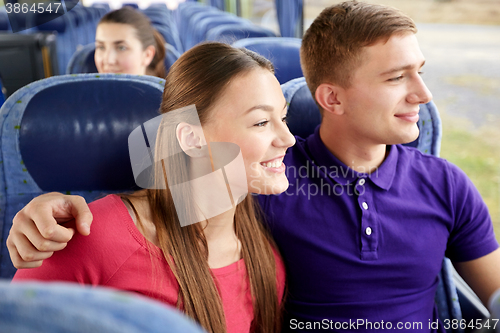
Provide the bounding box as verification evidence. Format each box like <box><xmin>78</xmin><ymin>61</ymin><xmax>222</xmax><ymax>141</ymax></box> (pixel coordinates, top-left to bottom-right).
<box><xmin>6</xmin><ymin>192</ymin><xmax>93</xmax><ymax>269</ymax></box>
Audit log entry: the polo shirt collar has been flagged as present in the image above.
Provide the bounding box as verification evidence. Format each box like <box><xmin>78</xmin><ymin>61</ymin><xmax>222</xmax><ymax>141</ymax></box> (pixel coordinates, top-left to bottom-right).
<box><xmin>306</xmin><ymin>126</ymin><xmax>398</xmax><ymax>191</ymax></box>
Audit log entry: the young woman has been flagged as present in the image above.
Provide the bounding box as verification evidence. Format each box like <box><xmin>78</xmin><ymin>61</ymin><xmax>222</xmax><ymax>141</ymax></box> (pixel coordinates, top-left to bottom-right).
<box><xmin>94</xmin><ymin>7</ymin><xmax>166</xmax><ymax>77</ymax></box>
<box><xmin>12</xmin><ymin>42</ymin><xmax>295</xmax><ymax>333</ymax></box>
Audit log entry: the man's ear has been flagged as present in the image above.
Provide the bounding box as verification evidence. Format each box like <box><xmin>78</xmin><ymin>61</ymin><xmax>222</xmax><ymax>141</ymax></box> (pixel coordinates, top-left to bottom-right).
<box><xmin>315</xmin><ymin>83</ymin><xmax>344</xmax><ymax>116</ymax></box>
<box><xmin>176</xmin><ymin>122</ymin><xmax>207</xmax><ymax>157</ymax></box>
<box><xmin>142</xmin><ymin>45</ymin><xmax>156</xmax><ymax>67</ymax></box>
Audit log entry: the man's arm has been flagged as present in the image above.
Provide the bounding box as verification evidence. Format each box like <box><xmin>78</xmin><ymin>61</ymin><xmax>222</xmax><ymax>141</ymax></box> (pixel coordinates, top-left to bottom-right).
<box><xmin>454</xmin><ymin>248</ymin><xmax>500</xmax><ymax>309</ymax></box>
<box><xmin>6</xmin><ymin>192</ymin><xmax>93</xmax><ymax>269</ymax></box>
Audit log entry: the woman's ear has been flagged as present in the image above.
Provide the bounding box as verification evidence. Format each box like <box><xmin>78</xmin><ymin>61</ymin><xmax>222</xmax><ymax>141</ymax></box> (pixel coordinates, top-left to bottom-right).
<box><xmin>176</xmin><ymin>122</ymin><xmax>207</xmax><ymax>157</ymax></box>
<box><xmin>315</xmin><ymin>83</ymin><xmax>345</xmax><ymax>116</ymax></box>
<box><xmin>142</xmin><ymin>45</ymin><xmax>156</xmax><ymax>67</ymax></box>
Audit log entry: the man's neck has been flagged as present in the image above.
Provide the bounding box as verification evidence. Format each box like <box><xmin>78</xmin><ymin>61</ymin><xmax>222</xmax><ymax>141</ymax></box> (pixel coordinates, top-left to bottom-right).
<box><xmin>319</xmin><ymin>124</ymin><xmax>388</xmax><ymax>174</ymax></box>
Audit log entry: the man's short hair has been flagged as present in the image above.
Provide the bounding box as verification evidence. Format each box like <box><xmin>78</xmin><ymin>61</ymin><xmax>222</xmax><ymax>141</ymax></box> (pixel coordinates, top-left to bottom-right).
<box><xmin>301</xmin><ymin>1</ymin><xmax>417</xmax><ymax>107</ymax></box>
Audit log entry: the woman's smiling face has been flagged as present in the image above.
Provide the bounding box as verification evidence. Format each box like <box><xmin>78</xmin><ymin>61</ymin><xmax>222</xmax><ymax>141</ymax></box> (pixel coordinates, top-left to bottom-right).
<box><xmin>94</xmin><ymin>23</ymin><xmax>154</xmax><ymax>75</ymax></box>
<box><xmin>202</xmin><ymin>67</ymin><xmax>296</xmax><ymax>195</ymax></box>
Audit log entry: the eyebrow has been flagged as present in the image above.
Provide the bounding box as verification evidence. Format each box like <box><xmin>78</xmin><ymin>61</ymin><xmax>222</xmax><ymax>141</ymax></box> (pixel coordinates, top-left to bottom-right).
<box><xmin>379</xmin><ymin>60</ymin><xmax>426</xmax><ymax>76</ymax></box>
<box><xmin>95</xmin><ymin>40</ymin><xmax>127</xmax><ymax>45</ymax></box>
<box><xmin>244</xmin><ymin>101</ymin><xmax>288</xmax><ymax>115</ymax></box>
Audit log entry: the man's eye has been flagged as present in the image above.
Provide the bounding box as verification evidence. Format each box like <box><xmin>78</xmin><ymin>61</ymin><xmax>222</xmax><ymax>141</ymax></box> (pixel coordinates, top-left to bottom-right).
<box><xmin>254</xmin><ymin>121</ymin><xmax>269</xmax><ymax>127</ymax></box>
<box><xmin>96</xmin><ymin>45</ymin><xmax>104</xmax><ymax>51</ymax></box>
<box><xmin>389</xmin><ymin>75</ymin><xmax>404</xmax><ymax>82</ymax></box>
<box><xmin>118</xmin><ymin>45</ymin><xmax>127</xmax><ymax>51</ymax></box>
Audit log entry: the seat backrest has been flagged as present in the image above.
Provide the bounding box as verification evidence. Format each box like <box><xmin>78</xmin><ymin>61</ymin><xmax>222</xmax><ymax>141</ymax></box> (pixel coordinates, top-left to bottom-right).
<box><xmin>206</xmin><ymin>23</ymin><xmax>277</xmax><ymax>44</ymax></box>
<box><xmin>0</xmin><ymin>32</ymin><xmax>60</xmax><ymax>94</ymax></box>
<box><xmin>66</xmin><ymin>43</ymin><xmax>180</xmax><ymax>75</ymax></box>
<box><xmin>208</xmin><ymin>0</ymin><xmax>225</xmax><ymax>11</ymax></box>
<box><xmin>66</xmin><ymin>43</ymin><xmax>98</xmax><ymax>74</ymax></box>
<box><xmin>192</xmin><ymin>16</ymin><xmax>248</xmax><ymax>49</ymax></box>
<box><xmin>176</xmin><ymin>3</ymin><xmax>218</xmax><ymax>50</ymax></box>
<box><xmin>233</xmin><ymin>37</ymin><xmax>303</xmax><ymax>85</ymax></box>
<box><xmin>123</xmin><ymin>3</ymin><xmax>139</xmax><ymax>9</ymax></box>
<box><xmin>281</xmin><ymin>77</ymin><xmax>464</xmax><ymax>332</ymax></box>
<box><xmin>0</xmin><ymin>75</ymin><xmax>5</xmax><ymax>108</ymax></box>
<box><xmin>165</xmin><ymin>43</ymin><xmax>181</xmax><ymax>69</ymax></box>
<box><xmin>154</xmin><ymin>24</ymin><xmax>183</xmax><ymax>54</ymax></box>
<box><xmin>0</xmin><ymin>281</ymin><xmax>205</xmax><ymax>333</ymax></box>
<box><xmin>184</xmin><ymin>10</ymin><xmax>228</xmax><ymax>49</ymax></box>
<box><xmin>0</xmin><ymin>74</ymin><xmax>165</xmax><ymax>279</ymax></box>
<box><xmin>92</xmin><ymin>2</ymin><xmax>111</xmax><ymax>12</ymax></box>
<box><xmin>34</xmin><ymin>12</ymin><xmax>76</xmax><ymax>74</ymax></box>
<box><xmin>0</xmin><ymin>12</ymin><xmax>11</xmax><ymax>31</ymax></box>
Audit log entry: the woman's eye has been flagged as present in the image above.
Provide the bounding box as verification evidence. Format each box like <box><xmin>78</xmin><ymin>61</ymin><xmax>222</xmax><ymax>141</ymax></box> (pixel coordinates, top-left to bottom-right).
<box><xmin>282</xmin><ymin>116</ymin><xmax>288</xmax><ymax>124</ymax></box>
<box><xmin>118</xmin><ymin>45</ymin><xmax>127</xmax><ymax>51</ymax></box>
<box><xmin>254</xmin><ymin>120</ymin><xmax>269</xmax><ymax>127</ymax></box>
<box><xmin>96</xmin><ymin>45</ymin><xmax>104</xmax><ymax>51</ymax></box>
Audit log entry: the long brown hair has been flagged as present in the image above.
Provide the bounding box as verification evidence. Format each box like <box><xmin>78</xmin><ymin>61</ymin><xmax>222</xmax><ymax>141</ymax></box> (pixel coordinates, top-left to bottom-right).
<box><xmin>99</xmin><ymin>7</ymin><xmax>166</xmax><ymax>78</ymax></box>
<box><xmin>124</xmin><ymin>42</ymin><xmax>283</xmax><ymax>333</ymax></box>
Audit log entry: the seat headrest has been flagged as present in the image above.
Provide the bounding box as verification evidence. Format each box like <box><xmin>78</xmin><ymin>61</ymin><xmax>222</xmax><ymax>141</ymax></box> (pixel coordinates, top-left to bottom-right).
<box><xmin>19</xmin><ymin>75</ymin><xmax>164</xmax><ymax>192</ymax></box>
<box><xmin>281</xmin><ymin>78</ymin><xmax>322</xmax><ymax>138</ymax></box>
<box><xmin>206</xmin><ymin>24</ymin><xmax>276</xmax><ymax>43</ymax></box>
<box><xmin>233</xmin><ymin>37</ymin><xmax>303</xmax><ymax>84</ymax></box>
<box><xmin>66</xmin><ymin>43</ymin><xmax>98</xmax><ymax>74</ymax></box>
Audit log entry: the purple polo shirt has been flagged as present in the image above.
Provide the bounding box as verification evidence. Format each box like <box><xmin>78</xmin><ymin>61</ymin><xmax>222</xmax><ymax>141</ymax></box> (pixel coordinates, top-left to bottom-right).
<box><xmin>258</xmin><ymin>127</ymin><xmax>498</xmax><ymax>332</ymax></box>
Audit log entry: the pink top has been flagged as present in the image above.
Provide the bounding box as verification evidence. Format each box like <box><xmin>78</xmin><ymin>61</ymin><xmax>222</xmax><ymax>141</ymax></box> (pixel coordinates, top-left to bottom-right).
<box><xmin>13</xmin><ymin>194</ymin><xmax>286</xmax><ymax>333</ymax></box>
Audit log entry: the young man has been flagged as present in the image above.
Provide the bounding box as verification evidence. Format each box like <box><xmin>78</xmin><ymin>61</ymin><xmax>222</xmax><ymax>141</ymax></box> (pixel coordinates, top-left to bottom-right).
<box><xmin>7</xmin><ymin>2</ymin><xmax>500</xmax><ymax>331</ymax></box>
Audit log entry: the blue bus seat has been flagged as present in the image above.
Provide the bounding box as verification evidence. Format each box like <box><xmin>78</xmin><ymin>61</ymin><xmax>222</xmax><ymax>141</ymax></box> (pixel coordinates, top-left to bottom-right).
<box><xmin>138</xmin><ymin>7</ymin><xmax>184</xmax><ymax>54</ymax></box>
<box><xmin>208</xmin><ymin>0</ymin><xmax>225</xmax><ymax>11</ymax></box>
<box><xmin>92</xmin><ymin>2</ymin><xmax>111</xmax><ymax>13</ymax></box>
<box><xmin>165</xmin><ymin>43</ymin><xmax>181</xmax><ymax>69</ymax></box>
<box><xmin>190</xmin><ymin>16</ymin><xmax>248</xmax><ymax>50</ymax></box>
<box><xmin>0</xmin><ymin>74</ymin><xmax>165</xmax><ymax>279</ymax></box>
<box><xmin>280</xmin><ymin>77</ymin><xmax>466</xmax><ymax>332</ymax></box>
<box><xmin>176</xmin><ymin>2</ymin><xmax>219</xmax><ymax>50</ymax></box>
<box><xmin>233</xmin><ymin>37</ymin><xmax>303</xmax><ymax>85</ymax></box>
<box><xmin>145</xmin><ymin>3</ymin><xmax>169</xmax><ymax>11</ymax></box>
<box><xmin>184</xmin><ymin>10</ymin><xmax>233</xmax><ymax>49</ymax></box>
<box><xmin>206</xmin><ymin>24</ymin><xmax>277</xmax><ymax>44</ymax></box>
<box><xmin>66</xmin><ymin>43</ymin><xmax>98</xmax><ymax>74</ymax></box>
<box><xmin>0</xmin><ymin>281</ymin><xmax>205</xmax><ymax>333</ymax></box>
<box><xmin>123</xmin><ymin>3</ymin><xmax>139</xmax><ymax>9</ymax></box>
<box><xmin>0</xmin><ymin>11</ymin><xmax>11</xmax><ymax>31</ymax></box>
<box><xmin>0</xmin><ymin>75</ymin><xmax>5</xmax><ymax>108</ymax></box>
<box><xmin>153</xmin><ymin>24</ymin><xmax>183</xmax><ymax>54</ymax></box>
<box><xmin>34</xmin><ymin>12</ymin><xmax>77</xmax><ymax>75</ymax></box>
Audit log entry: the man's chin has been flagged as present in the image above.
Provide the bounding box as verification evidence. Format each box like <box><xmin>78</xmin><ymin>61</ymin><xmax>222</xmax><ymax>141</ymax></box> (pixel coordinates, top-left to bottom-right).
<box><xmin>386</xmin><ymin>131</ymin><xmax>420</xmax><ymax>146</ymax></box>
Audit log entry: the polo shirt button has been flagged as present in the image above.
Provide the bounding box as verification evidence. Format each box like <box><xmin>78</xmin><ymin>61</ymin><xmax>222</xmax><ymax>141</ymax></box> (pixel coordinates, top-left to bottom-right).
<box><xmin>362</xmin><ymin>202</ymin><xmax>368</xmax><ymax>210</ymax></box>
<box><xmin>358</xmin><ymin>178</ymin><xmax>365</xmax><ymax>186</ymax></box>
<box><xmin>365</xmin><ymin>227</ymin><xmax>372</xmax><ymax>236</ymax></box>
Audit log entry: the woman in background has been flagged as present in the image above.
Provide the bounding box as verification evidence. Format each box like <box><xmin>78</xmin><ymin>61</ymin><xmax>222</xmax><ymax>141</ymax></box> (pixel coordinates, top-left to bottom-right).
<box><xmin>94</xmin><ymin>7</ymin><xmax>166</xmax><ymax>77</ymax></box>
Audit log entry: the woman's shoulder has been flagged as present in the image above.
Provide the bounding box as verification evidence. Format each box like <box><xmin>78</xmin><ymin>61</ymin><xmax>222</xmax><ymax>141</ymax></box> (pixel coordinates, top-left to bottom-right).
<box><xmin>87</xmin><ymin>194</ymin><xmax>156</xmax><ymax>248</ymax></box>
<box><xmin>88</xmin><ymin>194</ymin><xmax>126</xmax><ymax>218</ymax></box>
